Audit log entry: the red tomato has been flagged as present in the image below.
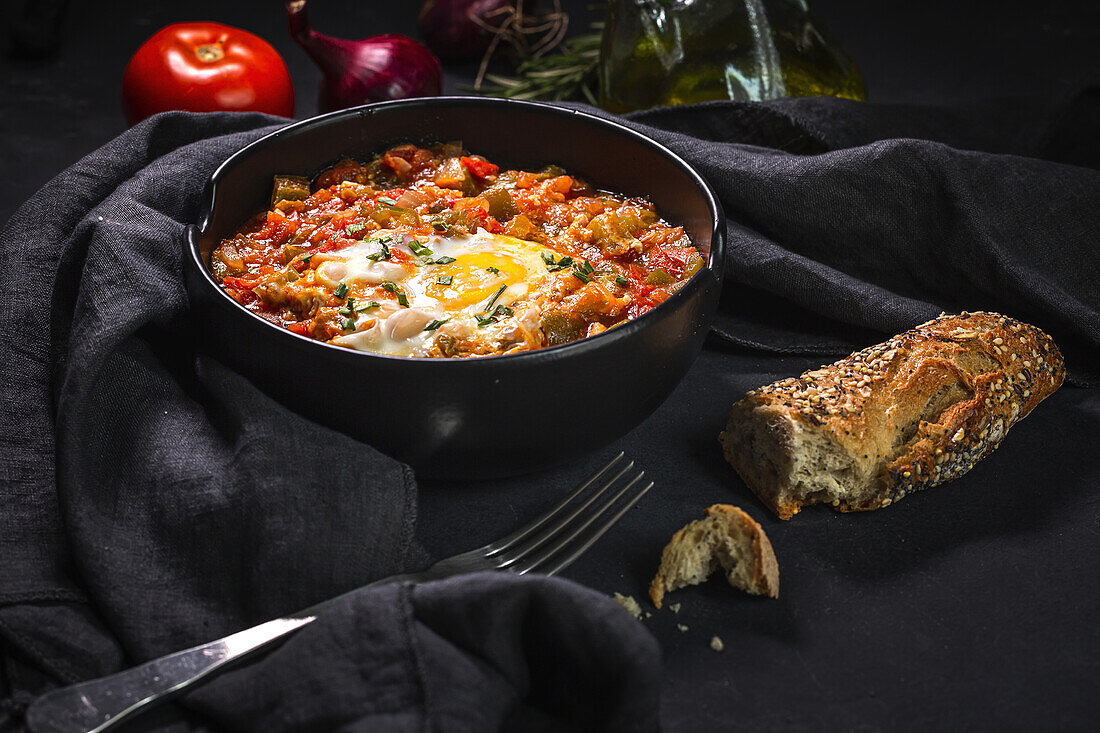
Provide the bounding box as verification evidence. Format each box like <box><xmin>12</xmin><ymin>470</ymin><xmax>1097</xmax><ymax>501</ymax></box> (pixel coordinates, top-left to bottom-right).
<box><xmin>122</xmin><ymin>22</ymin><xmax>294</xmax><ymax>125</ymax></box>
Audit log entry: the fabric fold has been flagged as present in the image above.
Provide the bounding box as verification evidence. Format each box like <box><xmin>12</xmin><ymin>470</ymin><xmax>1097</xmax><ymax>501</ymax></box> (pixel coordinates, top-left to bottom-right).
<box><xmin>171</xmin><ymin>574</ymin><xmax>659</xmax><ymax>733</ymax></box>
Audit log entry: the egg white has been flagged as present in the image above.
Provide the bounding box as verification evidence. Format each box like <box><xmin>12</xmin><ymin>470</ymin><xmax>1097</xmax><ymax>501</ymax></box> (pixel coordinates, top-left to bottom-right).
<box><xmin>319</xmin><ymin>229</ymin><xmax>565</xmax><ymax>356</ymax></box>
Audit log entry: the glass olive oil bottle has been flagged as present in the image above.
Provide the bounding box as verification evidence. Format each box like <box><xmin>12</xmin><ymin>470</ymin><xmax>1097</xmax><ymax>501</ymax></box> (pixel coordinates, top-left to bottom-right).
<box><xmin>599</xmin><ymin>0</ymin><xmax>866</xmax><ymax>113</ymax></box>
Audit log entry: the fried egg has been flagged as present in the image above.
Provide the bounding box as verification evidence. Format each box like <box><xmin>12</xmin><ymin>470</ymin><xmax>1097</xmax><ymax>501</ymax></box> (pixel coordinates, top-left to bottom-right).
<box><xmin>316</xmin><ymin>229</ymin><xmax>566</xmax><ymax>356</ymax></box>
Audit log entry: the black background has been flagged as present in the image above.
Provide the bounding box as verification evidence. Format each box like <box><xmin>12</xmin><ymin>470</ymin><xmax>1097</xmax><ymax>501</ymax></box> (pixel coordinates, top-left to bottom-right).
<box><xmin>4</xmin><ymin>0</ymin><xmax>1100</xmax><ymax>224</ymax></box>
<box><xmin>3</xmin><ymin>1</ymin><xmax>1099</xmax><ymax>731</ymax></box>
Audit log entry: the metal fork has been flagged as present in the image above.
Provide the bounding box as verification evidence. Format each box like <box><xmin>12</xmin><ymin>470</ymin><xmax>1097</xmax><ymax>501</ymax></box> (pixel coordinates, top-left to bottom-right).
<box><xmin>26</xmin><ymin>452</ymin><xmax>652</xmax><ymax>733</ymax></box>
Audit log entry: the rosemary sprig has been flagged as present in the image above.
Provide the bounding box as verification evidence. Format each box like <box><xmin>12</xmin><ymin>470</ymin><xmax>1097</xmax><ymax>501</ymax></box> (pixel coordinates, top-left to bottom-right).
<box><xmin>472</xmin><ymin>22</ymin><xmax>603</xmax><ymax>105</ymax></box>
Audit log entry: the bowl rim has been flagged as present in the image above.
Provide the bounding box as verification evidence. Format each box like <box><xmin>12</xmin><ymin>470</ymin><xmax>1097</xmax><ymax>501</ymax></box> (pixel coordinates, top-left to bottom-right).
<box><xmin>189</xmin><ymin>95</ymin><xmax>726</xmax><ymax>366</ymax></box>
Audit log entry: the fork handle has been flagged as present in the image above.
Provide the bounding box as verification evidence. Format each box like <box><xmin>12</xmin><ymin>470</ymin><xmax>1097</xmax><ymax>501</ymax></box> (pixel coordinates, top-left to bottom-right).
<box><xmin>25</xmin><ymin>616</ymin><xmax>316</xmax><ymax>733</ymax></box>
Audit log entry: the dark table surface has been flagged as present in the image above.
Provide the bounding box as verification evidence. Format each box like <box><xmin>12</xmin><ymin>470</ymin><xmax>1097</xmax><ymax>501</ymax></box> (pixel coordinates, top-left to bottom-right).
<box><xmin>4</xmin><ymin>0</ymin><xmax>1100</xmax><ymax>225</ymax></box>
<box><xmin>4</xmin><ymin>1</ymin><xmax>1099</xmax><ymax>731</ymax></box>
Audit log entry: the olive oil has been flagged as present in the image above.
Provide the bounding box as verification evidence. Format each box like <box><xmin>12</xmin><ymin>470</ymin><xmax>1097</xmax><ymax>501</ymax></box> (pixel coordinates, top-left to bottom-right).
<box><xmin>599</xmin><ymin>0</ymin><xmax>866</xmax><ymax>113</ymax></box>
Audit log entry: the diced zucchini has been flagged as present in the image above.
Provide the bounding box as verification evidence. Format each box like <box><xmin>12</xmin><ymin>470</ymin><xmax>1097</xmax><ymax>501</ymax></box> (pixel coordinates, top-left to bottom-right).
<box><xmin>433</xmin><ymin>157</ymin><xmax>477</xmax><ymax>196</ymax></box>
<box><xmin>370</xmin><ymin>204</ymin><xmax>420</xmax><ymax>227</ymax></box>
<box><xmin>683</xmin><ymin>253</ymin><xmax>704</xmax><ymax>279</ymax></box>
<box><xmin>589</xmin><ymin>208</ymin><xmax>659</xmax><ymax>254</ymax></box>
<box><xmin>505</xmin><ymin>214</ymin><xmax>538</xmax><ymax>241</ymax></box>
<box><xmin>282</xmin><ymin>244</ymin><xmax>310</xmax><ymax>264</ymax></box>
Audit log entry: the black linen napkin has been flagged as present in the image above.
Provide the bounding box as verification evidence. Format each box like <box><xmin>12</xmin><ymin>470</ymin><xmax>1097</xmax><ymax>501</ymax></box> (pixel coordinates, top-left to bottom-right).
<box><xmin>617</xmin><ymin>89</ymin><xmax>1100</xmax><ymax>385</ymax></box>
<box><xmin>2</xmin><ymin>89</ymin><xmax>1098</xmax><ymax>732</ymax></box>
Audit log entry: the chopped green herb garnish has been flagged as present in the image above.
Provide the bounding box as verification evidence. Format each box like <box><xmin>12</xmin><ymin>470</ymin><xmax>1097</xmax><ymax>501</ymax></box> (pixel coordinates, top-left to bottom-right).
<box><xmin>366</xmin><ymin>240</ymin><xmax>391</xmax><ymax>261</ymax></box>
<box><xmin>432</xmin><ymin>221</ymin><xmax>452</xmax><ymax>234</ymax></box>
<box><xmin>571</xmin><ymin>266</ymin><xmax>592</xmax><ymax>283</ymax></box>
<box><xmin>376</xmin><ymin>196</ymin><xmax>398</xmax><ymax>206</ymax></box>
<box><xmin>492</xmin><ymin>305</ymin><xmax>513</xmax><ymax>317</ymax></box>
<box><xmin>341</xmin><ymin>317</ymin><xmax>356</xmax><ymax>331</ymax></box>
<box><xmin>338</xmin><ymin>297</ymin><xmax>357</xmax><ymax>316</ymax></box>
<box><xmin>432</xmin><ymin>256</ymin><xmax>457</xmax><ymax>265</ymax></box>
<box><xmin>615</xmin><ymin>275</ymin><xmax>629</xmax><ymax>287</ymax></box>
<box><xmin>345</xmin><ymin>222</ymin><xmax>366</xmax><ymax>236</ymax></box>
<box><xmin>438</xmin><ymin>275</ymin><xmax>453</xmax><ymax>286</ymax></box>
<box><xmin>579</xmin><ymin>259</ymin><xmax>595</xmax><ymax>275</ymax></box>
<box><xmin>543</xmin><ymin>254</ymin><xmax>574</xmax><ymax>272</ymax></box>
<box><xmin>423</xmin><ymin>318</ymin><xmax>450</xmax><ymax>332</ymax></box>
<box><xmin>334</xmin><ymin>282</ymin><xmax>349</xmax><ymax>299</ymax></box>
<box><xmin>408</xmin><ymin>239</ymin><xmax>434</xmax><ymax>258</ymax></box>
<box><xmin>486</xmin><ymin>266</ymin><xmax>500</xmax><ymax>274</ymax></box>
<box><xmin>476</xmin><ymin>314</ymin><xmax>498</xmax><ymax>327</ymax></box>
<box><xmin>484</xmin><ymin>283</ymin><xmax>507</xmax><ymax>311</ymax></box>
<box><xmin>382</xmin><ymin>281</ymin><xmax>409</xmax><ymax>307</ymax></box>
<box><xmin>355</xmin><ymin>301</ymin><xmax>381</xmax><ymax>312</ymax></box>
<box><xmin>543</xmin><ymin>252</ymin><xmax>576</xmax><ymax>272</ymax></box>
<box><xmin>299</xmin><ymin>253</ymin><xmax>314</xmax><ymax>263</ymax></box>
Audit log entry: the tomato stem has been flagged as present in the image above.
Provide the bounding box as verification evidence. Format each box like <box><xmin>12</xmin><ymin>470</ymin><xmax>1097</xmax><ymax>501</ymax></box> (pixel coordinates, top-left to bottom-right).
<box><xmin>195</xmin><ymin>44</ymin><xmax>224</xmax><ymax>62</ymax></box>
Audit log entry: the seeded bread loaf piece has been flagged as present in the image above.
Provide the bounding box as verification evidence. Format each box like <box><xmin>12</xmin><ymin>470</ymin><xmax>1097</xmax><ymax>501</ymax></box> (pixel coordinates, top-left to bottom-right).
<box><xmin>719</xmin><ymin>312</ymin><xmax>1064</xmax><ymax>519</ymax></box>
<box><xmin>649</xmin><ymin>504</ymin><xmax>778</xmax><ymax>608</ymax></box>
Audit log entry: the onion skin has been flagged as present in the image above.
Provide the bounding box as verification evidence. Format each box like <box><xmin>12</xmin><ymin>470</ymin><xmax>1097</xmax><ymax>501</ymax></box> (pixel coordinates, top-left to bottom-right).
<box><xmin>418</xmin><ymin>0</ymin><xmax>513</xmax><ymax>60</ymax></box>
<box><xmin>287</xmin><ymin>0</ymin><xmax>442</xmax><ymax>113</ymax></box>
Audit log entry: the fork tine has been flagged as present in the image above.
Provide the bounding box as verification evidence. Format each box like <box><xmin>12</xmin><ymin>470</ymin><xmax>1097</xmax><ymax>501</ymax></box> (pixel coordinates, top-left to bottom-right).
<box><xmin>483</xmin><ymin>452</ymin><xmax>626</xmax><ymax>556</ymax></box>
<box><xmin>534</xmin><ymin>480</ymin><xmax>654</xmax><ymax>577</ymax></box>
<box><xmin>505</xmin><ymin>470</ymin><xmax>649</xmax><ymax>575</ymax></box>
<box><xmin>490</xmin><ymin>459</ymin><xmax>636</xmax><ymax>564</ymax></box>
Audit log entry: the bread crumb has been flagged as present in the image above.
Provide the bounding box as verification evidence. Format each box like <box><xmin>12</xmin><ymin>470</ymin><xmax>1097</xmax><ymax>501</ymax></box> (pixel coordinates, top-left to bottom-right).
<box><xmin>677</xmin><ymin>624</ymin><xmax>689</xmax><ymax>632</ymax></box>
<box><xmin>613</xmin><ymin>593</ymin><xmax>643</xmax><ymax>620</ymax></box>
<box><xmin>710</xmin><ymin>636</ymin><xmax>724</xmax><ymax>652</ymax></box>
<box><xmin>669</xmin><ymin>603</ymin><xmax>681</xmax><ymax>613</ymax></box>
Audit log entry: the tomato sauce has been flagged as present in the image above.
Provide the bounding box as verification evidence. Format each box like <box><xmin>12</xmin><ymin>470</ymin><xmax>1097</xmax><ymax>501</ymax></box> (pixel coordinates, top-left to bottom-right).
<box><xmin>212</xmin><ymin>143</ymin><xmax>705</xmax><ymax>357</ymax></box>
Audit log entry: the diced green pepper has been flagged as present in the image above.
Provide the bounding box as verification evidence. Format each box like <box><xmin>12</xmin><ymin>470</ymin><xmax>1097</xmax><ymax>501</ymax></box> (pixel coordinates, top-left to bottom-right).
<box><xmin>271</xmin><ymin>175</ymin><xmax>311</xmax><ymax>205</ymax></box>
<box><xmin>536</xmin><ymin>164</ymin><xmax>566</xmax><ymax>180</ymax></box>
<box><xmin>645</xmin><ymin>268</ymin><xmax>675</xmax><ymax>286</ymax></box>
<box><xmin>482</xmin><ymin>188</ymin><xmax>518</xmax><ymax>220</ymax></box>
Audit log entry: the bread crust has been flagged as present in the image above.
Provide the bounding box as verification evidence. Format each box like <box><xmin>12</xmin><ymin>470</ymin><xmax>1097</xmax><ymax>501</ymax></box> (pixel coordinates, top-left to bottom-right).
<box><xmin>719</xmin><ymin>312</ymin><xmax>1065</xmax><ymax>519</ymax></box>
<box><xmin>649</xmin><ymin>504</ymin><xmax>779</xmax><ymax>608</ymax></box>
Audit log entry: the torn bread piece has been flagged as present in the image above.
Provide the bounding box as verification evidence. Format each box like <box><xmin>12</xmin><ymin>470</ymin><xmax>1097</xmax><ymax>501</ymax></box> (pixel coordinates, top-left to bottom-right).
<box><xmin>649</xmin><ymin>504</ymin><xmax>778</xmax><ymax>608</ymax></box>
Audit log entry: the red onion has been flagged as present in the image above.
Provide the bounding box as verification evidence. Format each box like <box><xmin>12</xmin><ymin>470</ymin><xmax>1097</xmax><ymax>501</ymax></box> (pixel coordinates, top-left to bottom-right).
<box><xmin>418</xmin><ymin>0</ymin><xmax>515</xmax><ymax>60</ymax></box>
<box><xmin>286</xmin><ymin>0</ymin><xmax>442</xmax><ymax>113</ymax></box>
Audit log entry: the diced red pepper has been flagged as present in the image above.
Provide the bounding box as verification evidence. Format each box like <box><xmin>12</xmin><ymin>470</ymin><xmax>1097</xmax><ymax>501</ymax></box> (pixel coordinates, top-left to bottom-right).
<box><xmin>252</xmin><ymin>210</ymin><xmax>296</xmax><ymax>244</ymax></box>
<box><xmin>461</xmin><ymin>156</ymin><xmax>499</xmax><ymax>180</ymax></box>
<box><xmin>221</xmin><ymin>276</ymin><xmax>260</xmax><ymax>290</ymax></box>
<box><xmin>287</xmin><ymin>320</ymin><xmax>312</xmax><ymax>336</ymax></box>
<box><xmin>221</xmin><ymin>276</ymin><xmax>258</xmax><ymax>305</ymax></box>
<box><xmin>647</xmin><ymin>246</ymin><xmax>698</xmax><ymax>278</ymax></box>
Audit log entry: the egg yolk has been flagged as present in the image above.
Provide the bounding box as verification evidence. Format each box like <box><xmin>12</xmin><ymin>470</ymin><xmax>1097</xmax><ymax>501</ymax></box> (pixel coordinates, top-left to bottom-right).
<box><xmin>426</xmin><ymin>252</ymin><xmax>529</xmax><ymax>309</ymax></box>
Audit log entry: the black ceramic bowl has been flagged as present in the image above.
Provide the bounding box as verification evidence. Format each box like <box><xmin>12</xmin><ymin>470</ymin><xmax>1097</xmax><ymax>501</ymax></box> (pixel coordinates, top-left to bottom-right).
<box><xmin>185</xmin><ymin>97</ymin><xmax>725</xmax><ymax>478</ymax></box>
